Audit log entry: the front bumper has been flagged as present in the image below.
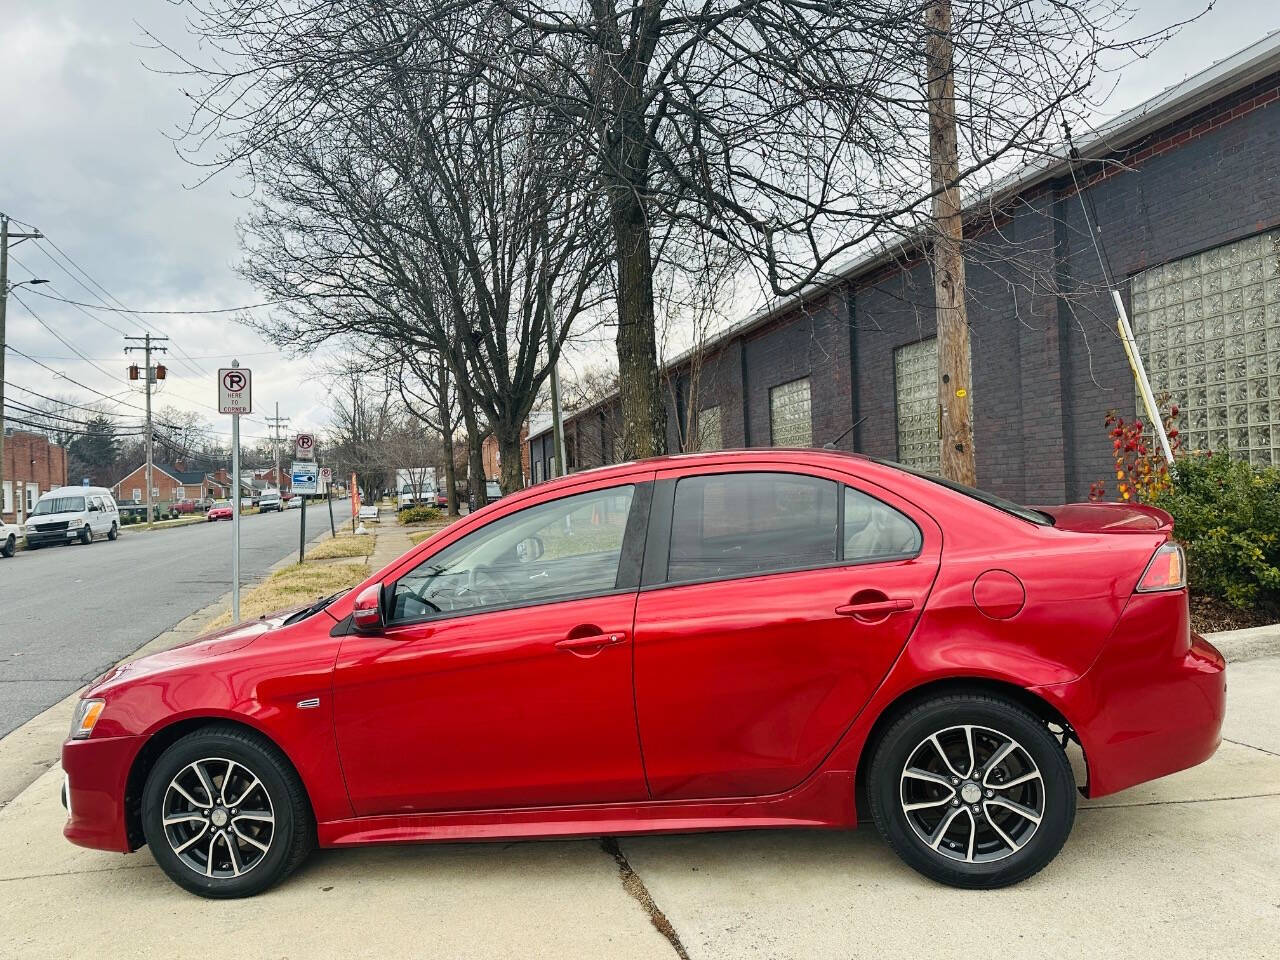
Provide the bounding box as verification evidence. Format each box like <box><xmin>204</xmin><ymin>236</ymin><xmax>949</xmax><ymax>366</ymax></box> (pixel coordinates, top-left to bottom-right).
<box><xmin>62</xmin><ymin>734</ymin><xmax>146</xmax><ymax>853</ymax></box>
<box><xmin>1034</xmin><ymin>591</ymin><xmax>1226</xmax><ymax>798</ymax></box>
<box><xmin>26</xmin><ymin>528</ymin><xmax>83</xmax><ymax>546</ymax></box>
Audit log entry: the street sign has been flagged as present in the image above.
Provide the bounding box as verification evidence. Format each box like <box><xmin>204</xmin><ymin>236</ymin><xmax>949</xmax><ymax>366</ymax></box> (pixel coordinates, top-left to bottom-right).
<box><xmin>319</xmin><ymin>467</ymin><xmax>333</xmax><ymax>483</ymax></box>
<box><xmin>294</xmin><ymin>433</ymin><xmax>316</xmax><ymax>461</ymax></box>
<box><xmin>217</xmin><ymin>367</ymin><xmax>252</xmax><ymax>414</ymax></box>
<box><xmin>291</xmin><ymin>461</ymin><xmax>319</xmax><ymax>495</ymax></box>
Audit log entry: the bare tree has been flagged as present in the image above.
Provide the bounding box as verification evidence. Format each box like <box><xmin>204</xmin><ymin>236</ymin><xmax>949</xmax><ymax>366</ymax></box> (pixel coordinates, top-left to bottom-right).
<box><xmin>164</xmin><ymin>0</ymin><xmax>1192</xmax><ymax>469</ymax></box>
<box><xmin>325</xmin><ymin>363</ymin><xmax>396</xmax><ymax>504</ymax></box>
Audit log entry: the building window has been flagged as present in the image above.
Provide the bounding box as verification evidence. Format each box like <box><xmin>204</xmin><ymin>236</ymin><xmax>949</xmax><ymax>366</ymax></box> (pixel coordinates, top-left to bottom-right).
<box><xmin>696</xmin><ymin>406</ymin><xmax>723</xmax><ymax>451</ymax></box>
<box><xmin>894</xmin><ymin>338</ymin><xmax>940</xmax><ymax>474</ymax></box>
<box><xmin>2</xmin><ymin>482</ymin><xmax>11</xmax><ymax>515</ymax></box>
<box><xmin>533</xmin><ymin>459</ymin><xmax>543</xmax><ymax>484</ymax></box>
<box><xmin>26</xmin><ymin>484</ymin><xmax>39</xmax><ymax>512</ymax></box>
<box><xmin>1131</xmin><ymin>231</ymin><xmax>1280</xmax><ymax>466</ymax></box>
<box><xmin>132</xmin><ymin>488</ymin><xmax>141</xmax><ymax>503</ymax></box>
<box><xmin>175</xmin><ymin>487</ymin><xmax>186</xmax><ymax>500</ymax></box>
<box><xmin>769</xmin><ymin>377</ymin><xmax>812</xmax><ymax>447</ymax></box>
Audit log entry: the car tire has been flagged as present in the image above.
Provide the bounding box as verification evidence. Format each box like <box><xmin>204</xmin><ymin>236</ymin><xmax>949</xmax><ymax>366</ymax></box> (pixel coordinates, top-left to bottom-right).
<box><xmin>867</xmin><ymin>693</ymin><xmax>1075</xmax><ymax>889</ymax></box>
<box><xmin>1</xmin><ymin>535</ymin><xmax>13</xmax><ymax>558</ymax></box>
<box><xmin>79</xmin><ymin>525</ymin><xmax>92</xmax><ymax>545</ymax></box>
<box><xmin>107</xmin><ymin>523</ymin><xmax>118</xmax><ymax>541</ymax></box>
<box><xmin>142</xmin><ymin>724</ymin><xmax>315</xmax><ymax>899</ymax></box>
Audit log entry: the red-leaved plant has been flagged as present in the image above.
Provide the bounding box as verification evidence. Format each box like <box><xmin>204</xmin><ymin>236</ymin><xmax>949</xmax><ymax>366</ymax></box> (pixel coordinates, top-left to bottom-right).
<box><xmin>1089</xmin><ymin>401</ymin><xmax>1184</xmax><ymax>503</ymax></box>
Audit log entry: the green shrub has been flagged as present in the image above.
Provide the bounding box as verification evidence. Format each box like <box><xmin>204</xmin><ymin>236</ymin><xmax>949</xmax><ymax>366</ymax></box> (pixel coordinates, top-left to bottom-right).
<box><xmin>1150</xmin><ymin>453</ymin><xmax>1280</xmax><ymax>608</ymax></box>
<box><xmin>397</xmin><ymin>505</ymin><xmax>443</xmax><ymax>525</ymax></box>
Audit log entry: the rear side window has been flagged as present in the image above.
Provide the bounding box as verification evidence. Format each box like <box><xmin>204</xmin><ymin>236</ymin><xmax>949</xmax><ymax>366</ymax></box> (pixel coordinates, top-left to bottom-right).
<box><xmin>668</xmin><ymin>472</ymin><xmax>838</xmax><ymax>582</ymax></box>
<box><xmin>843</xmin><ymin>487</ymin><xmax>922</xmax><ymax>561</ymax></box>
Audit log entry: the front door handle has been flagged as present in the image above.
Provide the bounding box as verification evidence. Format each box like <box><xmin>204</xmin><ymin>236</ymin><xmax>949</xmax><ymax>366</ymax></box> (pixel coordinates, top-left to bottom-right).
<box><xmin>835</xmin><ymin>598</ymin><xmax>914</xmax><ymax>618</ymax></box>
<box><xmin>555</xmin><ymin>631</ymin><xmax>626</xmax><ymax>652</ymax></box>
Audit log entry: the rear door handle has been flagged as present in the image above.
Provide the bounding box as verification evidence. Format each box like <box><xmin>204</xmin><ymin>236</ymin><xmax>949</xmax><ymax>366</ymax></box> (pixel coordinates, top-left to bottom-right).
<box><xmin>555</xmin><ymin>631</ymin><xmax>626</xmax><ymax>652</ymax></box>
<box><xmin>835</xmin><ymin>598</ymin><xmax>914</xmax><ymax>617</ymax></box>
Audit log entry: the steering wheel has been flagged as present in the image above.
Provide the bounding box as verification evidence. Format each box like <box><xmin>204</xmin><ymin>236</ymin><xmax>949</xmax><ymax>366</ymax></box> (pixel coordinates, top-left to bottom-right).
<box><xmin>459</xmin><ymin>565</ymin><xmax>510</xmax><ymax>607</ymax></box>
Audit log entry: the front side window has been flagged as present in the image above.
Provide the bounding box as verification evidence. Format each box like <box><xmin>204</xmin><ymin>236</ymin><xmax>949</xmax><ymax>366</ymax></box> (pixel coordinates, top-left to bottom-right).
<box><xmin>391</xmin><ymin>485</ymin><xmax>636</xmax><ymax>623</ymax></box>
<box><xmin>668</xmin><ymin>472</ymin><xmax>837</xmax><ymax>582</ymax></box>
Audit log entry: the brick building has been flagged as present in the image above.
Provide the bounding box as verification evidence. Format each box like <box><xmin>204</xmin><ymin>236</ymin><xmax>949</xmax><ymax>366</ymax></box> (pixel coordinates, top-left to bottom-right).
<box><xmin>532</xmin><ymin>35</ymin><xmax>1280</xmax><ymax>503</ymax></box>
<box><xmin>1</xmin><ymin>430</ymin><xmax>69</xmax><ymax>523</ymax></box>
<box><xmin>110</xmin><ymin>461</ymin><xmax>228</xmax><ymax>506</ymax></box>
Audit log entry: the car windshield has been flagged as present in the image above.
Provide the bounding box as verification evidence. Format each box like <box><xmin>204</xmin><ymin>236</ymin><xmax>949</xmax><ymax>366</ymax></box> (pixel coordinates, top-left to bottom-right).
<box><xmin>401</xmin><ymin>484</ymin><xmax>412</xmax><ymax>494</ymax></box>
<box><xmin>871</xmin><ymin>458</ymin><xmax>1054</xmax><ymax>526</ymax></box>
<box><xmin>33</xmin><ymin>496</ymin><xmax>85</xmax><ymax>515</ymax></box>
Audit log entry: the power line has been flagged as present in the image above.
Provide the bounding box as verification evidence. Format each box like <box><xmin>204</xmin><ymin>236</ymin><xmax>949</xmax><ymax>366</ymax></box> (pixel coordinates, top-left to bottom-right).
<box><xmin>9</xmin><ymin>291</ymin><xmax>123</xmax><ymax>383</ymax></box>
<box><xmin>9</xmin><ymin>251</ymin><xmax>128</xmax><ymax>337</ymax></box>
<box><xmin>23</xmin><ymin>285</ymin><xmax>300</xmax><ymax>316</ymax></box>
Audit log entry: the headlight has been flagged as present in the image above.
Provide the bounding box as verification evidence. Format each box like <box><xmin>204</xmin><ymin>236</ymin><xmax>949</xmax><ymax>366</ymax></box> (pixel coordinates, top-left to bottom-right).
<box><xmin>69</xmin><ymin>699</ymin><xmax>105</xmax><ymax>740</ymax></box>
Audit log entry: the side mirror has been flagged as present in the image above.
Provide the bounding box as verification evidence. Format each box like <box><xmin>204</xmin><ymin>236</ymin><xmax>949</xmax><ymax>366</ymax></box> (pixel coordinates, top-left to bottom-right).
<box><xmin>515</xmin><ymin>536</ymin><xmax>545</xmax><ymax>563</ymax></box>
<box><xmin>352</xmin><ymin>583</ymin><xmax>384</xmax><ymax>633</ymax></box>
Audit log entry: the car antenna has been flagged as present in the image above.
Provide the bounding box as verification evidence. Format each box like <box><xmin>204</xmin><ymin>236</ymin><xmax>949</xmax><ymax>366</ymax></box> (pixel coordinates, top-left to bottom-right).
<box><xmin>823</xmin><ymin>416</ymin><xmax>866</xmax><ymax>450</ymax></box>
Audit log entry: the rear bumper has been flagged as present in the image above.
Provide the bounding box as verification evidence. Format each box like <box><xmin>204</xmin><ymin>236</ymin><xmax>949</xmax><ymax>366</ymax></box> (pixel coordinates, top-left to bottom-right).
<box><xmin>62</xmin><ymin>734</ymin><xmax>146</xmax><ymax>853</ymax></box>
<box><xmin>1033</xmin><ymin>591</ymin><xmax>1226</xmax><ymax>798</ymax></box>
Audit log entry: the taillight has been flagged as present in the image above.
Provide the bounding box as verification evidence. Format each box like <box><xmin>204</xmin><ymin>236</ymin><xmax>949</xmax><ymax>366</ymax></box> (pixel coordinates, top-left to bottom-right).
<box><xmin>1136</xmin><ymin>542</ymin><xmax>1186</xmax><ymax>592</ymax></box>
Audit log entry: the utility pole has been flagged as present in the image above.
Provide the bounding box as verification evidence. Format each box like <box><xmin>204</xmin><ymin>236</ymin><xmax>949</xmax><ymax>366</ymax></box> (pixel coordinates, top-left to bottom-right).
<box><xmin>266</xmin><ymin>403</ymin><xmax>289</xmax><ymax>495</ymax></box>
<box><xmin>124</xmin><ymin>333</ymin><xmax>169</xmax><ymax>529</ymax></box>
<box><xmin>924</xmin><ymin>1</ymin><xmax>977</xmax><ymax>485</ymax></box>
<box><xmin>1</xmin><ymin>214</ymin><xmax>44</xmax><ymax>520</ymax></box>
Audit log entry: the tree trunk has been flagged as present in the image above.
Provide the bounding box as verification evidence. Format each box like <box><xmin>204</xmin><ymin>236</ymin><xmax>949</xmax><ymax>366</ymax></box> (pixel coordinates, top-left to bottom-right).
<box><xmin>436</xmin><ymin>361</ymin><xmax>460</xmax><ymax>516</ymax></box>
<box><xmin>496</xmin><ymin>424</ymin><xmax>525</xmax><ymax>495</ymax></box>
<box><xmin>925</xmin><ymin>1</ymin><xmax>976</xmax><ymax>485</ymax></box>
<box><xmin>460</xmin><ymin>395</ymin><xmax>487</xmax><ymax>511</ymax></box>
<box><xmin>611</xmin><ymin>187</ymin><xmax>666</xmax><ymax>460</ymax></box>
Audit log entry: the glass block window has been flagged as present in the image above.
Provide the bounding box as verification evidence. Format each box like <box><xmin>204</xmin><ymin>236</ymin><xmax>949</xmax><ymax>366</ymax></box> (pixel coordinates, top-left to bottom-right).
<box><xmin>696</xmin><ymin>406</ymin><xmax>723</xmax><ymax>451</ymax></box>
<box><xmin>895</xmin><ymin>338</ymin><xmax>940</xmax><ymax>473</ymax></box>
<box><xmin>769</xmin><ymin>377</ymin><xmax>813</xmax><ymax>447</ymax></box>
<box><xmin>1131</xmin><ymin>231</ymin><xmax>1280</xmax><ymax>466</ymax></box>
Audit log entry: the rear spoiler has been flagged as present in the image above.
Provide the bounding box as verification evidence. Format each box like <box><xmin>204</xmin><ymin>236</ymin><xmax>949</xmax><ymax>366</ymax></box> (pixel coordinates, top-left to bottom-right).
<box><xmin>1032</xmin><ymin>502</ymin><xmax>1174</xmax><ymax>534</ymax></box>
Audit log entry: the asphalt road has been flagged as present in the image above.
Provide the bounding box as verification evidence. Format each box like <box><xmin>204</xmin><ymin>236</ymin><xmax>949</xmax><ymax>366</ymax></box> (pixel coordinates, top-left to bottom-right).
<box><xmin>0</xmin><ymin>500</ymin><xmax>348</xmax><ymax>738</ymax></box>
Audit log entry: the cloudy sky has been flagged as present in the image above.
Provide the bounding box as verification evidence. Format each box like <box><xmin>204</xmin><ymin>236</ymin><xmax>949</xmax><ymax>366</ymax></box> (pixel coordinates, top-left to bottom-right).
<box><xmin>0</xmin><ymin>1</ymin><xmax>1271</xmax><ymax>448</ymax></box>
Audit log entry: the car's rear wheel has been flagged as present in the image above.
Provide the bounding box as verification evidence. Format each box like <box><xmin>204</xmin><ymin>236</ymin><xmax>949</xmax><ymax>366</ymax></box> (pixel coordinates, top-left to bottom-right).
<box><xmin>142</xmin><ymin>725</ymin><xmax>314</xmax><ymax>898</ymax></box>
<box><xmin>867</xmin><ymin>693</ymin><xmax>1075</xmax><ymax>889</ymax></box>
<box><xmin>107</xmin><ymin>523</ymin><xmax>118</xmax><ymax>541</ymax></box>
<box><xmin>1</xmin><ymin>534</ymin><xmax>14</xmax><ymax>558</ymax></box>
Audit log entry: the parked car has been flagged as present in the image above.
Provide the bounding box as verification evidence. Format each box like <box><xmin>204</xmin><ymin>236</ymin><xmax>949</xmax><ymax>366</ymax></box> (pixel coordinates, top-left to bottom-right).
<box><xmin>433</xmin><ymin>489</ymin><xmax>449</xmax><ymax>509</ymax></box>
<box><xmin>259</xmin><ymin>491</ymin><xmax>282</xmax><ymax>513</ymax></box>
<box><xmin>173</xmin><ymin>500</ymin><xmax>200</xmax><ymax>515</ymax></box>
<box><xmin>25</xmin><ymin>487</ymin><xmax>120</xmax><ymax>548</ymax></box>
<box><xmin>1</xmin><ymin>516</ymin><xmax>20</xmax><ymax>557</ymax></box>
<box><xmin>60</xmin><ymin>450</ymin><xmax>1225</xmax><ymax>898</ymax></box>
<box><xmin>286</xmin><ymin>496</ymin><xmax>302</xmax><ymax>510</ymax></box>
<box><xmin>206</xmin><ymin>501</ymin><xmax>233</xmax><ymax>522</ymax></box>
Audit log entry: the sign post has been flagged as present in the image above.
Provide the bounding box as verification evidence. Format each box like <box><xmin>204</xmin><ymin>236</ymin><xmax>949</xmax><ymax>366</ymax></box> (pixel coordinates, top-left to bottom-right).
<box><xmin>291</xmin><ymin>455</ymin><xmax>319</xmax><ymax>563</ymax></box>
<box><xmin>320</xmin><ymin>467</ymin><xmax>335</xmax><ymax>537</ymax></box>
<box><xmin>218</xmin><ymin>363</ymin><xmax>252</xmax><ymax>623</ymax></box>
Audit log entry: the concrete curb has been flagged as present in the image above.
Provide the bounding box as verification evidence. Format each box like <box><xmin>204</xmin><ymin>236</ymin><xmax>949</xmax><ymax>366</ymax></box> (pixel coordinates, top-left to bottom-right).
<box><xmin>1204</xmin><ymin>623</ymin><xmax>1280</xmax><ymax>663</ymax></box>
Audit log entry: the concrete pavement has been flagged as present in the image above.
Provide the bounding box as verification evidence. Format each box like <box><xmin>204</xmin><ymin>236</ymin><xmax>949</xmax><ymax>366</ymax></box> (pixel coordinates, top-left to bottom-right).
<box><xmin>0</xmin><ymin>655</ymin><xmax>1275</xmax><ymax>957</ymax></box>
<box><xmin>0</xmin><ymin>501</ymin><xmax>346</xmax><ymax>737</ymax></box>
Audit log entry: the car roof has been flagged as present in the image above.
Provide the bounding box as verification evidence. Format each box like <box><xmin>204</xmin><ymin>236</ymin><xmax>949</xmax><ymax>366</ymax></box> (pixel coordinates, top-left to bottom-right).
<box><xmin>44</xmin><ymin>486</ymin><xmax>113</xmax><ymax>497</ymax></box>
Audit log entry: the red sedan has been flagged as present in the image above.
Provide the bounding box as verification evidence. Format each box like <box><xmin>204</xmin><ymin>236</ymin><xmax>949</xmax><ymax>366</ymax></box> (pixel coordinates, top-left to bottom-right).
<box><xmin>205</xmin><ymin>501</ymin><xmax>233</xmax><ymax>522</ymax></box>
<box><xmin>62</xmin><ymin>450</ymin><xmax>1224</xmax><ymax>897</ymax></box>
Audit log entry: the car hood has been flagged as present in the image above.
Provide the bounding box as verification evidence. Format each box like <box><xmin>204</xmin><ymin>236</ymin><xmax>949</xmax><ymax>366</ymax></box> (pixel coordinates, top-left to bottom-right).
<box><xmin>86</xmin><ymin>603</ymin><xmax>310</xmax><ymax>695</ymax></box>
<box><xmin>27</xmin><ymin>511</ymin><xmax>86</xmax><ymax>525</ymax></box>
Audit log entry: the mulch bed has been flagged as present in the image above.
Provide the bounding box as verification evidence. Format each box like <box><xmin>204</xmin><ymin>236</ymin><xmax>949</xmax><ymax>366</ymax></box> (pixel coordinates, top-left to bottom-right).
<box><xmin>1190</xmin><ymin>594</ymin><xmax>1280</xmax><ymax>634</ymax></box>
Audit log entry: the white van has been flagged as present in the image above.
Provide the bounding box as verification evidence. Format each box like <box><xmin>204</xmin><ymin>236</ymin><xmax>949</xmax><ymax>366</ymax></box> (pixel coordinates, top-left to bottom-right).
<box><xmin>25</xmin><ymin>486</ymin><xmax>120</xmax><ymax>548</ymax></box>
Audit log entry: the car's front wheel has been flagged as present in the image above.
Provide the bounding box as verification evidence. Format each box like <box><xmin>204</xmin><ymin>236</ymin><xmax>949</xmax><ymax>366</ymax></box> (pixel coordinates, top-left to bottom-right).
<box><xmin>79</xmin><ymin>525</ymin><xmax>92</xmax><ymax>545</ymax></box>
<box><xmin>142</xmin><ymin>725</ymin><xmax>315</xmax><ymax>898</ymax></box>
<box><xmin>867</xmin><ymin>693</ymin><xmax>1075</xmax><ymax>889</ymax></box>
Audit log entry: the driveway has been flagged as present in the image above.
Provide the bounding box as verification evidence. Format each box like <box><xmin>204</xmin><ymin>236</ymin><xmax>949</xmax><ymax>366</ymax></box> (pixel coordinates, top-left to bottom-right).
<box><xmin>0</xmin><ymin>657</ymin><xmax>1276</xmax><ymax>959</ymax></box>
<box><xmin>0</xmin><ymin>501</ymin><xmax>346</xmax><ymax>737</ymax></box>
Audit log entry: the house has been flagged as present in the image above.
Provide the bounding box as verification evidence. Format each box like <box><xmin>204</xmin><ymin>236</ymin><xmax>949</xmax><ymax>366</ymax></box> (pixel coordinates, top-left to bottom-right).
<box><xmin>111</xmin><ymin>461</ymin><xmax>228</xmax><ymax>506</ymax></box>
<box><xmin>2</xmin><ymin>429</ymin><xmax>69</xmax><ymax>523</ymax></box>
<box><xmin>532</xmin><ymin>33</ymin><xmax>1280</xmax><ymax>502</ymax></box>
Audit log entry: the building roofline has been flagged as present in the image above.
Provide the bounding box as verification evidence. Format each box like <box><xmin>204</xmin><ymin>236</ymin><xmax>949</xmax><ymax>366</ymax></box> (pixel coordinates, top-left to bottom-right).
<box><xmin>658</xmin><ymin>30</ymin><xmax>1280</xmax><ymax>373</ymax></box>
